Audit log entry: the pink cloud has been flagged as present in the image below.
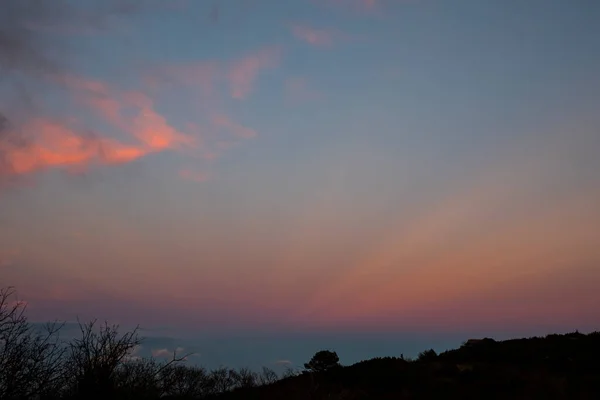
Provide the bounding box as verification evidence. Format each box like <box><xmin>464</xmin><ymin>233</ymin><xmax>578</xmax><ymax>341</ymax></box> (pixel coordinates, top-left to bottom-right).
<box><xmin>1</xmin><ymin>43</ymin><xmax>276</xmax><ymax>185</ymax></box>
<box><xmin>291</xmin><ymin>25</ymin><xmax>335</xmax><ymax>47</ymax></box>
<box><xmin>151</xmin><ymin>348</ymin><xmax>171</xmax><ymax>358</ymax></box>
<box><xmin>63</xmin><ymin>76</ymin><xmax>194</xmax><ymax>152</ymax></box>
<box><xmin>227</xmin><ymin>46</ymin><xmax>281</xmax><ymax>99</ymax></box>
<box><xmin>151</xmin><ymin>346</ymin><xmax>186</xmax><ymax>359</ymax></box>
<box><xmin>1</xmin><ymin>118</ymin><xmax>136</xmax><ymax>176</ymax></box>
<box><xmin>145</xmin><ymin>45</ymin><xmax>282</xmax><ymax>101</ymax></box>
<box><xmin>130</xmin><ymin>105</ymin><xmax>194</xmax><ymax>151</ymax></box>
<box><xmin>0</xmin><ymin>75</ymin><xmax>196</xmax><ymax>180</ymax></box>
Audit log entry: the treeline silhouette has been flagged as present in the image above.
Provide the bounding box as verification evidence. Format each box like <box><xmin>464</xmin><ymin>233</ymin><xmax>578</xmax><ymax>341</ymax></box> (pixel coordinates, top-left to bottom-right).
<box><xmin>0</xmin><ymin>287</ymin><xmax>291</xmax><ymax>399</ymax></box>
<box><xmin>2</xmin><ymin>286</ymin><xmax>600</xmax><ymax>399</ymax></box>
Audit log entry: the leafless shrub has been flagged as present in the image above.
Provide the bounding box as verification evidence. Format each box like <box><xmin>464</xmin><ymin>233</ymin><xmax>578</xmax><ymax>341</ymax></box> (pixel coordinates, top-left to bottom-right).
<box><xmin>234</xmin><ymin>367</ymin><xmax>258</xmax><ymax>388</ymax></box>
<box><xmin>209</xmin><ymin>366</ymin><xmax>240</xmax><ymax>393</ymax></box>
<box><xmin>0</xmin><ymin>287</ymin><xmax>66</xmax><ymax>399</ymax></box>
<box><xmin>258</xmin><ymin>366</ymin><xmax>279</xmax><ymax>385</ymax></box>
<box><xmin>63</xmin><ymin>319</ymin><xmax>142</xmax><ymax>397</ymax></box>
<box><xmin>161</xmin><ymin>364</ymin><xmax>216</xmax><ymax>397</ymax></box>
<box><xmin>103</xmin><ymin>345</ymin><xmax>194</xmax><ymax>398</ymax></box>
<box><xmin>113</xmin><ymin>358</ymin><xmax>164</xmax><ymax>399</ymax></box>
<box><xmin>281</xmin><ymin>366</ymin><xmax>300</xmax><ymax>379</ymax></box>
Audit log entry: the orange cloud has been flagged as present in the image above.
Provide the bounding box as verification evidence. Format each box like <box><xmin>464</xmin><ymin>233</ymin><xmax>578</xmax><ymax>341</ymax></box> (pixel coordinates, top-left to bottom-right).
<box><xmin>63</xmin><ymin>75</ymin><xmax>194</xmax><ymax>150</ymax></box>
<box><xmin>130</xmin><ymin>47</ymin><xmax>279</xmax><ymax>164</ymax></box>
<box><xmin>0</xmin><ymin>74</ymin><xmax>201</xmax><ymax>180</ymax></box>
<box><xmin>291</xmin><ymin>25</ymin><xmax>335</xmax><ymax>47</ymax></box>
<box><xmin>131</xmin><ymin>105</ymin><xmax>193</xmax><ymax>151</ymax></box>
<box><xmin>227</xmin><ymin>46</ymin><xmax>281</xmax><ymax>99</ymax></box>
<box><xmin>0</xmin><ymin>118</ymin><xmax>152</xmax><ymax>176</ymax></box>
<box><xmin>1</xmin><ymin>49</ymin><xmax>270</xmax><ymax>192</ymax></box>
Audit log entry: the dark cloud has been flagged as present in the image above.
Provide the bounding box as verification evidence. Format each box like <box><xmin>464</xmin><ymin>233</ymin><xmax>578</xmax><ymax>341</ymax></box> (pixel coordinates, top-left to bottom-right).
<box><xmin>0</xmin><ymin>2</ymin><xmax>48</xmax><ymax>73</ymax></box>
<box><xmin>0</xmin><ymin>0</ymin><xmax>143</xmax><ymax>185</ymax></box>
<box><xmin>1</xmin><ymin>1</ymin><xmax>70</xmax><ymax>75</ymax></box>
<box><xmin>0</xmin><ymin>0</ymin><xmax>149</xmax><ymax>76</ymax></box>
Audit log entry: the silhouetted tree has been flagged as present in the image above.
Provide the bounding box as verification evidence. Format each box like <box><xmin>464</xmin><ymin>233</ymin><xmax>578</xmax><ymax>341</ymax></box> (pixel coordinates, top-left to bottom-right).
<box><xmin>159</xmin><ymin>364</ymin><xmax>214</xmax><ymax>397</ymax></box>
<box><xmin>113</xmin><ymin>358</ymin><xmax>164</xmax><ymax>398</ymax></box>
<box><xmin>210</xmin><ymin>366</ymin><xmax>239</xmax><ymax>393</ymax></box>
<box><xmin>64</xmin><ymin>319</ymin><xmax>143</xmax><ymax>398</ymax></box>
<box><xmin>304</xmin><ymin>350</ymin><xmax>340</xmax><ymax>372</ymax></box>
<box><xmin>234</xmin><ymin>367</ymin><xmax>259</xmax><ymax>388</ymax></box>
<box><xmin>417</xmin><ymin>349</ymin><xmax>438</xmax><ymax>362</ymax></box>
<box><xmin>0</xmin><ymin>286</ymin><xmax>66</xmax><ymax>399</ymax></box>
<box><xmin>112</xmin><ymin>355</ymin><xmax>190</xmax><ymax>398</ymax></box>
<box><xmin>258</xmin><ymin>366</ymin><xmax>280</xmax><ymax>385</ymax></box>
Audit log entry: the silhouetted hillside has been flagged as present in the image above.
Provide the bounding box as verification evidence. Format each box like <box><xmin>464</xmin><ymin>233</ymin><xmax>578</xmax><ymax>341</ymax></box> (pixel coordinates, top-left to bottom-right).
<box><xmin>209</xmin><ymin>332</ymin><xmax>600</xmax><ymax>400</ymax></box>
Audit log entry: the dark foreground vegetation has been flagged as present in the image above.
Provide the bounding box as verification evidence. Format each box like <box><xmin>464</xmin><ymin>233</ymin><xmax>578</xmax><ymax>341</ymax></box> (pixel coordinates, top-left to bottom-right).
<box><xmin>2</xmin><ymin>287</ymin><xmax>599</xmax><ymax>399</ymax></box>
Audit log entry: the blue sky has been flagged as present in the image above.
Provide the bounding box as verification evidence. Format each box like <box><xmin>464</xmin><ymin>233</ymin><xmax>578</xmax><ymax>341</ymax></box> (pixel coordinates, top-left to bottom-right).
<box><xmin>2</xmin><ymin>0</ymin><xmax>599</xmax><ymax>370</ymax></box>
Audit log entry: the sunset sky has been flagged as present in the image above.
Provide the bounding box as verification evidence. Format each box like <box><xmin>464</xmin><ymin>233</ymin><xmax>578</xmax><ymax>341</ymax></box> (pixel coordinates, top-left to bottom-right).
<box><xmin>1</xmin><ymin>0</ymin><xmax>599</xmax><ymax>368</ymax></box>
